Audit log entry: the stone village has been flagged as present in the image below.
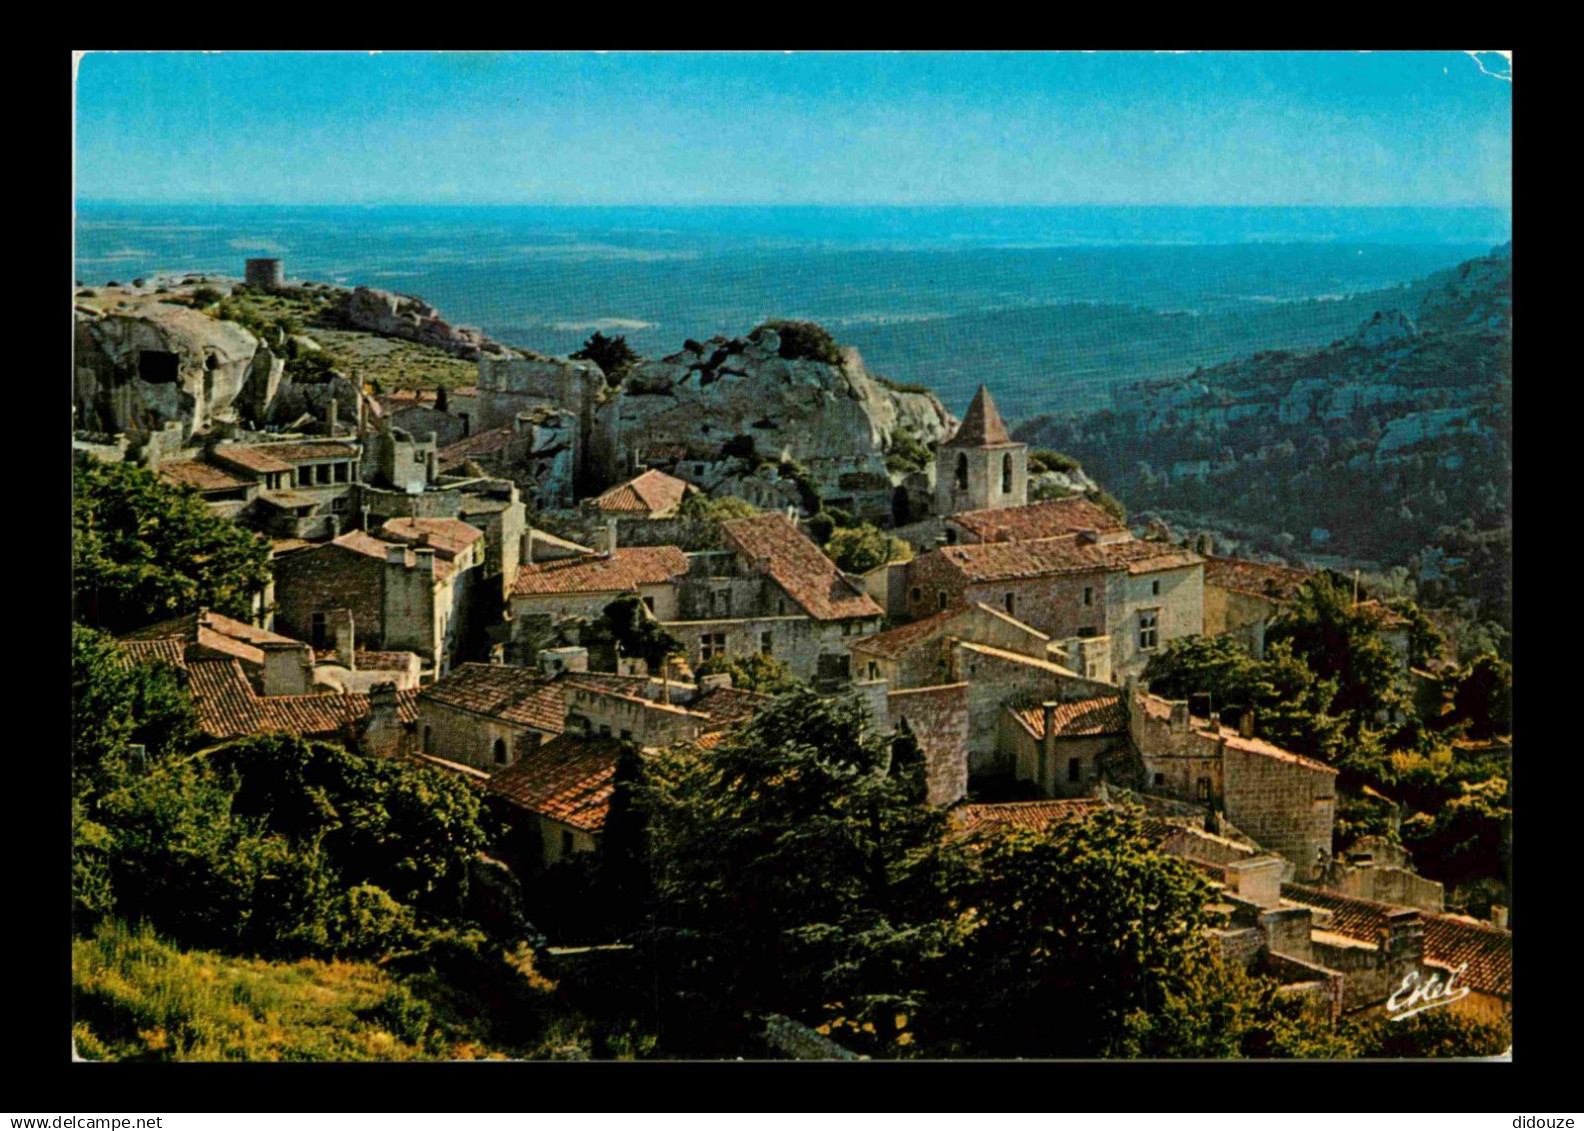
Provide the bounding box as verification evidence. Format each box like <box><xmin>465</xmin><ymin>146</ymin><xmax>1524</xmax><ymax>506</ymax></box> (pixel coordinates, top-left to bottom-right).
<box><xmin>76</xmin><ymin>261</ymin><xmax>1511</xmax><ymax>1034</ymax></box>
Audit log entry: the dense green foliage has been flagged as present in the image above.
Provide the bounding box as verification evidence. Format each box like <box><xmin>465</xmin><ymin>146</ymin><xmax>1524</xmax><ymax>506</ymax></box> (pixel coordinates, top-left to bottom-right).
<box><xmin>1028</xmin><ymin>448</ymin><xmax>1082</xmax><ymax>474</ymax></box>
<box><xmin>1266</xmin><ymin>575</ymin><xmax>1406</xmax><ymax>737</ymax></box>
<box><xmin>693</xmin><ymin>652</ymin><xmax>799</xmax><ymax>694</ymax></box>
<box><xmin>883</xmin><ymin>424</ymin><xmax>932</xmax><ymax>476</ymax></box>
<box><xmin>1451</xmin><ymin>653</ymin><xmax>1511</xmax><ymax>739</ymax></box>
<box><xmin>752</xmin><ymin>320</ymin><xmax>844</xmax><ymax>365</ymax></box>
<box><xmin>74</xmin><ymin>458</ymin><xmax>273</xmax><ymax>634</ymax></box>
<box><xmin>823</xmin><ymin>523</ymin><xmax>912</xmax><ymax>574</ymax></box>
<box><xmin>570</xmin><ymin>331</ymin><xmax>640</xmax><ymax>386</ymax></box>
<box><xmin>602</xmin><ymin>594</ymin><xmax>685</xmax><ymax>674</ymax></box>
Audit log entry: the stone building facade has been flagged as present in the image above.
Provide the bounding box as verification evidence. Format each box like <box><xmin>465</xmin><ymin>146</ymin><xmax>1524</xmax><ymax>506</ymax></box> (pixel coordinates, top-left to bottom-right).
<box><xmin>933</xmin><ymin>384</ymin><xmax>1028</xmax><ymax>518</ymax></box>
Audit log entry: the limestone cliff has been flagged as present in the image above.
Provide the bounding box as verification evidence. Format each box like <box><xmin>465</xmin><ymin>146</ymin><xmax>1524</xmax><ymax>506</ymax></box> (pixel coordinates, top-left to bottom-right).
<box><xmin>330</xmin><ymin>286</ymin><xmax>522</xmax><ymax>360</ymax></box>
<box><xmin>617</xmin><ymin>325</ymin><xmax>955</xmax><ymax>488</ymax></box>
<box><xmin>74</xmin><ymin>294</ymin><xmax>281</xmax><ymax>440</ymax></box>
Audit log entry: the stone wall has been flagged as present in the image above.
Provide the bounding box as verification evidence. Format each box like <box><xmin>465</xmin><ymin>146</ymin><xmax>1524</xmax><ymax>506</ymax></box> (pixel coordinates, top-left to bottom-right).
<box><xmin>417</xmin><ymin>699</ymin><xmax>544</xmax><ymax>771</ymax></box>
<box><xmin>272</xmin><ymin>547</ymin><xmax>383</xmax><ymax>654</ymax></box>
<box><xmin>666</xmin><ymin>614</ymin><xmax>831</xmax><ymax>681</ymax></box>
<box><xmin>1221</xmin><ymin>741</ymin><xmax>1336</xmax><ymax>882</ymax></box>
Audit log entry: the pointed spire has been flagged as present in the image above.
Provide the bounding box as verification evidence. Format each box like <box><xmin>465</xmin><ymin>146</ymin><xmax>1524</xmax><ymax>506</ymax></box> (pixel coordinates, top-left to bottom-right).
<box><xmin>948</xmin><ymin>384</ymin><xmax>1011</xmax><ymax>447</ymax></box>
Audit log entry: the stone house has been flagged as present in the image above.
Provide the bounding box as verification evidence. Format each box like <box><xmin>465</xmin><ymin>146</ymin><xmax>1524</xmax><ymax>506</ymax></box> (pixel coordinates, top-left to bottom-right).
<box><xmin>1202</xmin><ymin>556</ymin><xmax>1314</xmax><ymax>659</ymax></box>
<box><xmin>1127</xmin><ymin>689</ymin><xmax>1338</xmax><ymax>881</ymax></box>
<box><xmin>666</xmin><ymin>512</ymin><xmax>884</xmax><ymax>684</ymax></box>
<box><xmin>848</xmin><ymin>600</ymin><xmax>1055</xmax><ymax>688</ymax></box>
<box><xmin>155</xmin><ymin>458</ymin><xmax>259</xmax><ymax>519</ymax></box>
<box><xmin>211</xmin><ymin>439</ymin><xmax>363</xmax><ymax>540</ymax></box>
<box><xmin>271</xmin><ymin>528</ymin><xmax>476</xmax><ymax>680</ymax></box>
<box><xmin>485</xmin><ymin>733</ymin><xmax>627</xmax><ymax>867</ymax></box>
<box><xmin>121</xmin><ymin>608</ymin><xmax>317</xmax><ymax>696</ymax></box>
<box><xmin>900</xmin><ymin>531</ymin><xmax>1204</xmax><ymax>685</ymax></box>
<box><xmin>1000</xmin><ymin>692</ymin><xmax>1130</xmax><ymax>799</ymax></box>
<box><xmin>509</xmin><ymin>544</ymin><xmax>690</xmax><ymax>627</ymax></box>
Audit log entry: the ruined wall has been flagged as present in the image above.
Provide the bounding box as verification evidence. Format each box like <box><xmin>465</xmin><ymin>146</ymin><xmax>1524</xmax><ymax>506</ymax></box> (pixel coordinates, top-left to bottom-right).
<box><xmin>271</xmin><ymin>547</ymin><xmax>383</xmax><ymax>654</ymax></box>
<box><xmin>887</xmin><ymin>683</ymin><xmax>970</xmax><ymax>806</ymax></box>
<box><xmin>416</xmin><ymin>699</ymin><xmax>543</xmax><ymax>771</ymax></box>
<box><xmin>1222</xmin><ymin>741</ymin><xmax>1337</xmax><ymax>882</ymax></box>
<box><xmin>1204</xmin><ymin>586</ymin><xmax>1278</xmax><ymax>658</ymax></box>
<box><xmin>667</xmin><ymin>615</ymin><xmax>828</xmax><ymax>681</ymax></box>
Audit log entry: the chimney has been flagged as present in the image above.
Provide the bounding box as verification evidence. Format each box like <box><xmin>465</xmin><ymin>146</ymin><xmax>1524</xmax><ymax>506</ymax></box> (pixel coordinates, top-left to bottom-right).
<box><xmin>1239</xmin><ymin>709</ymin><xmax>1255</xmax><ymax>739</ymax></box>
<box><xmin>1168</xmin><ymin>700</ymin><xmax>1189</xmax><ymax>733</ymax></box>
<box><xmin>699</xmin><ymin>672</ymin><xmax>734</xmax><ymax>692</ymax></box>
<box><xmin>1381</xmin><ymin>908</ymin><xmax>1425</xmax><ymax>960</ymax></box>
<box><xmin>1041</xmin><ymin>700</ymin><xmax>1058</xmax><ymax>789</ymax></box>
<box><xmin>328</xmin><ymin>397</ymin><xmax>338</xmax><ymax>434</ymax></box>
<box><xmin>606</xmin><ymin>517</ymin><xmax>619</xmax><ymax>557</ymax></box>
<box><xmin>414</xmin><ymin>547</ymin><xmax>436</xmax><ymax>575</ymax></box>
<box><xmin>385</xmin><ymin>544</ymin><xmax>408</xmax><ymax>567</ymax></box>
<box><xmin>1491</xmin><ymin>905</ymin><xmax>1509</xmax><ymax>930</ymax></box>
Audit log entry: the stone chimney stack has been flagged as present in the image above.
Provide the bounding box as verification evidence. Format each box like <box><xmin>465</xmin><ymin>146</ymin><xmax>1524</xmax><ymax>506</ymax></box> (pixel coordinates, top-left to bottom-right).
<box><xmin>1239</xmin><ymin>709</ymin><xmax>1255</xmax><ymax>739</ymax></box>
<box><xmin>605</xmin><ymin>518</ymin><xmax>619</xmax><ymax>557</ymax></box>
<box><xmin>1168</xmin><ymin>700</ymin><xmax>1190</xmax><ymax>733</ymax></box>
<box><xmin>1041</xmin><ymin>700</ymin><xmax>1058</xmax><ymax>788</ymax></box>
<box><xmin>1491</xmin><ymin>905</ymin><xmax>1509</xmax><ymax>930</ymax></box>
<box><xmin>328</xmin><ymin>397</ymin><xmax>338</xmax><ymax>434</ymax></box>
<box><xmin>521</xmin><ymin>528</ymin><xmax>536</xmax><ymax>565</ymax></box>
<box><xmin>385</xmin><ymin>544</ymin><xmax>408</xmax><ymax>567</ymax></box>
<box><xmin>1381</xmin><ymin>908</ymin><xmax>1426</xmax><ymax>961</ymax></box>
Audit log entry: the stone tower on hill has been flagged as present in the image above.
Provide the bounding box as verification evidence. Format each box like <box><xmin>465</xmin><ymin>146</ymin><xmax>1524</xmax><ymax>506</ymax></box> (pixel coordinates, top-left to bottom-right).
<box><xmin>935</xmin><ymin>384</ymin><xmax>1028</xmax><ymax>517</ymax></box>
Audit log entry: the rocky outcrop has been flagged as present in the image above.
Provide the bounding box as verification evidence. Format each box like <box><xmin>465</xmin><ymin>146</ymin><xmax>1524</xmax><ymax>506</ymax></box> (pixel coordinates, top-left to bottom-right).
<box><xmin>615</xmin><ymin>326</ymin><xmax>955</xmax><ymax>505</ymax></box>
<box><xmin>1352</xmin><ymin>309</ymin><xmax>1418</xmax><ymax>349</ymax></box>
<box><xmin>330</xmin><ymin>286</ymin><xmax>518</xmax><ymax>360</ymax></box>
<box><xmin>74</xmin><ymin>300</ymin><xmax>280</xmax><ymax>439</ymax></box>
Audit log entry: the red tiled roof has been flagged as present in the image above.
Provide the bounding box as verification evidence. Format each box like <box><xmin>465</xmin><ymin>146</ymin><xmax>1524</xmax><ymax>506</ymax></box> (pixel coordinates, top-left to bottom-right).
<box><xmin>590</xmin><ymin>469</ymin><xmax>697</xmax><ymax>516</ymax></box>
<box><xmin>328</xmin><ymin>530</ymin><xmax>456</xmax><ymax>581</ymax></box>
<box><xmin>690</xmin><ymin>684</ymin><xmax>773</xmax><ymax>732</ymax></box>
<box><xmin>1204</xmin><ymin>726</ymin><xmax>1338</xmax><ymax>775</ymax></box>
<box><xmin>122</xmin><ymin>610</ymin><xmax>309</xmax><ymax>672</ymax></box>
<box><xmin>511</xmin><ymin>546</ymin><xmax>688</xmax><ymax>597</ymax></box>
<box><xmin>157</xmin><ymin>459</ymin><xmax>252</xmax><ymax>493</ymax></box>
<box><xmin>485</xmin><ymin>733</ymin><xmax>625</xmax><ymax>833</ymax></box>
<box><xmin>850</xmin><ymin>603</ymin><xmax>971</xmax><ymax>659</ymax></box>
<box><xmin>1008</xmin><ymin>693</ymin><xmax>1127</xmax><ymax>739</ymax></box>
<box><xmin>720</xmin><ymin>514</ymin><xmax>883</xmax><ymax>621</ymax></box>
<box><xmin>1282</xmin><ymin>884</ymin><xmax>1511</xmax><ymax>999</ymax></box>
<box><xmin>243</xmin><ymin>441</ymin><xmax>360</xmax><ymax>464</ymax></box>
<box><xmin>117</xmin><ymin>638</ymin><xmax>187</xmax><ymax>671</ymax></box>
<box><xmin>379</xmin><ymin>517</ymin><xmax>485</xmax><ymax>559</ymax></box>
<box><xmin>184</xmin><ymin>657</ymin><xmax>417</xmax><ymax>739</ymax></box>
<box><xmin>418</xmin><ymin>663</ymin><xmax>565</xmax><ymax>732</ymax></box>
<box><xmin>1203</xmin><ymin>557</ymin><xmax>1314</xmax><ymax>601</ymax></box>
<box><xmin>931</xmin><ymin>533</ymin><xmax>1202</xmax><ymax>584</ymax></box>
<box><xmin>437</xmin><ymin>426</ymin><xmax>518</xmax><ymax>468</ymax></box>
<box><xmin>944</xmin><ymin>384</ymin><xmax>1016</xmax><ymax>448</ymax></box>
<box><xmin>950</xmin><ymin>498</ymin><xmax>1125</xmax><ymax>543</ymax></box>
<box><xmin>954</xmin><ymin>798</ymin><xmax>1105</xmax><ymax>836</ymax></box>
<box><xmin>212</xmin><ymin>446</ymin><xmax>293</xmax><ymax>475</ymax></box>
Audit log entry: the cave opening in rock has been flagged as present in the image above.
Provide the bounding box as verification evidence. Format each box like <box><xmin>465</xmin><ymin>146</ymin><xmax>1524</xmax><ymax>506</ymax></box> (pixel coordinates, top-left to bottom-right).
<box><xmin>137</xmin><ymin>349</ymin><xmax>179</xmax><ymax>383</ymax></box>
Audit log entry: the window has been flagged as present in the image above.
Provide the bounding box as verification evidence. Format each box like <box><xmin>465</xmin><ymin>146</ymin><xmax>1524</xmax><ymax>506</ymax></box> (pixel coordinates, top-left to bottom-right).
<box><xmin>414</xmin><ymin>451</ymin><xmax>426</xmax><ymax>464</ymax></box>
<box><xmin>867</xmin><ymin>661</ymin><xmax>880</xmax><ymax>680</ymax></box>
<box><xmin>1138</xmin><ymin>609</ymin><xmax>1159</xmax><ymax>651</ymax></box>
<box><xmin>760</xmin><ymin>631</ymin><xmax>773</xmax><ymax>655</ymax></box>
<box><xmin>310</xmin><ymin>611</ymin><xmax>327</xmax><ymax>649</ymax></box>
<box><xmin>1083</xmin><ymin>586</ymin><xmax>1093</xmax><ymax>606</ymax></box>
<box><xmin>1197</xmin><ymin>777</ymin><xmax>1212</xmax><ymax>802</ymax></box>
<box><xmin>1004</xmin><ymin>592</ymin><xmax>1015</xmax><ymax>615</ymax></box>
<box><xmin>700</xmin><ymin>633</ymin><xmax>727</xmax><ymax>661</ymax></box>
<box><xmin>1152</xmin><ymin>579</ymin><xmax>1161</xmax><ymax>596</ymax></box>
<box><xmin>493</xmin><ymin>738</ymin><xmax>508</xmax><ymax>765</ymax></box>
<box><xmin>331</xmin><ymin>496</ymin><xmax>348</xmax><ymax>513</ymax></box>
<box><xmin>1077</xmin><ymin>626</ymin><xmax>1099</xmax><ymax>639</ymax></box>
<box><xmin>1068</xmin><ymin>758</ymin><xmax>1082</xmax><ymax>784</ymax></box>
<box><xmin>334</xmin><ymin>462</ymin><xmax>349</xmax><ymax>483</ymax></box>
<box><xmin>1002</xmin><ymin>453</ymin><xmax>1014</xmax><ymax>494</ymax></box>
<box><xmin>1154</xmin><ymin>772</ymin><xmax>1166</xmax><ymax>787</ymax></box>
<box><xmin>621</xmin><ymin>729</ymin><xmax>633</xmax><ymax>741</ymax></box>
<box><xmin>954</xmin><ymin>452</ymin><xmax>969</xmax><ymax>490</ymax></box>
<box><xmin>777</xmin><ymin>598</ymin><xmax>787</xmax><ymax>615</ymax></box>
<box><xmin>946</xmin><ymin>528</ymin><xmax>958</xmax><ymax>545</ymax></box>
<box><xmin>910</xmin><ymin>587</ymin><xmax>922</xmax><ymax>604</ymax></box>
<box><xmin>599</xmin><ymin>725</ymin><xmax>612</xmax><ymax>737</ymax></box>
<box><xmin>561</xmin><ymin>831</ymin><xmax>575</xmax><ymax>857</ymax></box>
<box><xmin>938</xmin><ymin>591</ymin><xmax>949</xmax><ymax>610</ymax></box>
<box><xmin>423</xmin><ymin>726</ymin><xmax>434</xmax><ymax>755</ymax></box>
<box><xmin>315</xmin><ymin>463</ymin><xmax>331</xmax><ymax>485</ymax></box>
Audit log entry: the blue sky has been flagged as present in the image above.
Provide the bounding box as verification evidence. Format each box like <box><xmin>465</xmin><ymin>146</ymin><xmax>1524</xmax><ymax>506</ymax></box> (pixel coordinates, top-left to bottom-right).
<box><xmin>74</xmin><ymin>51</ymin><xmax>1512</xmax><ymax>208</ymax></box>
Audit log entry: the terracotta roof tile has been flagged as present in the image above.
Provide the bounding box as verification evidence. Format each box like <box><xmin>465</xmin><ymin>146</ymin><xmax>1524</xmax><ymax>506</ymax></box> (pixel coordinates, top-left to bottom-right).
<box><xmin>418</xmin><ymin>663</ymin><xmax>566</xmax><ymax>732</ymax></box>
<box><xmin>329</xmin><ymin>530</ymin><xmax>456</xmax><ymax>581</ymax></box>
<box><xmin>954</xmin><ymin>798</ymin><xmax>1105</xmax><ymax>836</ymax></box>
<box><xmin>485</xmin><ymin>733</ymin><xmax>625</xmax><ymax>832</ymax></box>
<box><xmin>931</xmin><ymin>533</ymin><xmax>1202</xmax><ymax>584</ymax></box>
<box><xmin>183</xmin><ymin>657</ymin><xmax>418</xmax><ymax>739</ymax></box>
<box><xmin>511</xmin><ymin>546</ymin><xmax>688</xmax><ymax>597</ymax></box>
<box><xmin>850</xmin><ymin>603</ymin><xmax>972</xmax><ymax>659</ymax></box>
<box><xmin>379</xmin><ymin>517</ymin><xmax>485</xmax><ymax>559</ymax></box>
<box><xmin>212</xmin><ymin>446</ymin><xmax>294</xmax><ymax>475</ymax></box>
<box><xmin>156</xmin><ymin>459</ymin><xmax>252</xmax><ymax>493</ymax></box>
<box><xmin>1203</xmin><ymin>726</ymin><xmax>1339</xmax><ymax>775</ymax></box>
<box><xmin>950</xmin><ymin>498</ymin><xmax>1125</xmax><ymax>543</ymax></box>
<box><xmin>720</xmin><ymin>514</ymin><xmax>883</xmax><ymax>621</ymax></box>
<box><xmin>243</xmin><ymin>441</ymin><xmax>360</xmax><ymax>464</ymax></box>
<box><xmin>690</xmin><ymin>685</ymin><xmax>773</xmax><ymax>732</ymax></box>
<box><xmin>437</xmin><ymin>426</ymin><xmax>519</xmax><ymax>468</ymax></box>
<box><xmin>1282</xmin><ymin>884</ymin><xmax>1511</xmax><ymax>999</ymax></box>
<box><xmin>1203</xmin><ymin>557</ymin><xmax>1314</xmax><ymax>601</ymax></box>
<box><xmin>1008</xmin><ymin>693</ymin><xmax>1127</xmax><ymax>739</ymax></box>
<box><xmin>590</xmin><ymin>469</ymin><xmax>697</xmax><ymax>516</ymax></box>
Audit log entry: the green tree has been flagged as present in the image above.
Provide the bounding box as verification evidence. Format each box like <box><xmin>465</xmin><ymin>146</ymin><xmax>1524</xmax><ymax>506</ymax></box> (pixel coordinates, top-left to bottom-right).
<box><xmin>637</xmin><ymin>688</ymin><xmax>956</xmax><ymax>1056</ymax></box>
<box><xmin>694</xmin><ymin>651</ymin><xmax>798</xmax><ymax>694</ymax></box>
<box><xmin>1085</xmin><ymin>487</ymin><xmax>1127</xmax><ymax>525</ymax></box>
<box><xmin>920</xmin><ymin>807</ymin><xmax>1246</xmax><ymax>1057</ymax></box>
<box><xmin>71</xmin><ymin>624</ymin><xmax>198</xmax><ymax>802</ymax></box>
<box><xmin>74</xmin><ymin>458</ymin><xmax>273</xmax><ymax>634</ymax></box>
<box><xmin>824</xmin><ymin>524</ymin><xmax>911</xmax><ymax>574</ymax></box>
<box><xmin>602</xmin><ymin>594</ymin><xmax>685</xmax><ymax>675</ymax></box>
<box><xmin>1389</xmin><ymin>598</ymin><xmax>1447</xmax><ymax>670</ymax></box>
<box><xmin>1142</xmin><ymin>635</ymin><xmax>1262</xmax><ymax>719</ymax></box>
<box><xmin>1267</xmin><ymin>575</ymin><xmax>1404</xmax><ymax>736</ymax></box>
<box><xmin>1029</xmin><ymin>449</ymin><xmax>1081</xmax><ymax>475</ymax></box>
<box><xmin>1451</xmin><ymin>654</ymin><xmax>1511</xmax><ymax>739</ymax></box>
<box><xmin>1353</xmin><ymin>1009</ymin><xmax>1509</xmax><ymax>1058</ymax></box>
<box><xmin>570</xmin><ymin>331</ymin><xmax>640</xmax><ymax>385</ymax></box>
<box><xmin>751</xmin><ymin>321</ymin><xmax>843</xmax><ymax>365</ymax></box>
